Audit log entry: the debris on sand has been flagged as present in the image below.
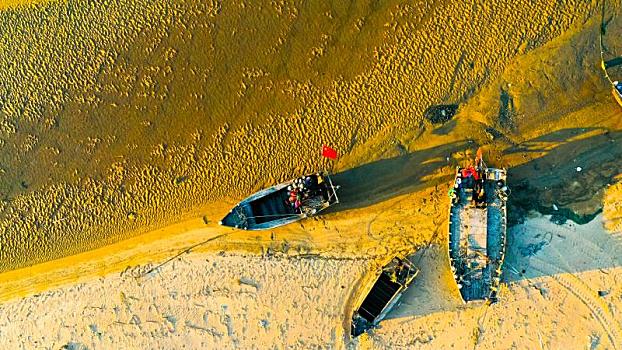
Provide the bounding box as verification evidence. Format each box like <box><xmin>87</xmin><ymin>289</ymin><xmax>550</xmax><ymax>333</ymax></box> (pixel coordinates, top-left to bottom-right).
<box><xmin>550</xmin><ymin>214</ymin><xmax>567</xmax><ymax>225</ymax></box>
<box><xmin>518</xmin><ymin>241</ymin><xmax>548</xmax><ymax>257</ymax></box>
<box><xmin>424</xmin><ymin>104</ymin><xmax>459</xmax><ymax>124</ymax></box>
<box><xmin>239</xmin><ymin>277</ymin><xmax>260</xmax><ymax>290</ymax></box>
<box><xmin>61</xmin><ymin>343</ymin><xmax>89</xmax><ymax>350</ymax></box>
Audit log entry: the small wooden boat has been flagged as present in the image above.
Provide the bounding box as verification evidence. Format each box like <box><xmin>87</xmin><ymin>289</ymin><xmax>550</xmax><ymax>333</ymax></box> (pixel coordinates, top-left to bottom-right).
<box><xmin>447</xmin><ymin>154</ymin><xmax>508</xmax><ymax>303</ymax></box>
<box><xmin>351</xmin><ymin>257</ymin><xmax>418</xmax><ymax>337</ymax></box>
<box><xmin>612</xmin><ymin>80</ymin><xmax>622</xmax><ymax>107</ymax></box>
<box><xmin>599</xmin><ymin>4</ymin><xmax>622</xmax><ymax>107</ymax></box>
<box><xmin>219</xmin><ymin>172</ymin><xmax>339</xmax><ymax>230</ymax></box>
<box><xmin>602</xmin><ymin>57</ymin><xmax>622</xmax><ymax>106</ymax></box>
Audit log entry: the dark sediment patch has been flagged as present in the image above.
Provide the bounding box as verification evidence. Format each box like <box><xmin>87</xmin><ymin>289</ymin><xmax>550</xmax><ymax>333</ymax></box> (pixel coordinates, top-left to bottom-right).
<box><xmin>432</xmin><ymin>119</ymin><xmax>457</xmax><ymax>135</ymax></box>
<box><xmin>504</xmin><ymin>127</ymin><xmax>622</xmax><ymax>226</ymax></box>
<box><xmin>424</xmin><ymin>104</ymin><xmax>459</xmax><ymax>125</ymax></box>
<box><xmin>507</xmin><ymin>180</ymin><xmax>602</xmax><ymax>226</ymax></box>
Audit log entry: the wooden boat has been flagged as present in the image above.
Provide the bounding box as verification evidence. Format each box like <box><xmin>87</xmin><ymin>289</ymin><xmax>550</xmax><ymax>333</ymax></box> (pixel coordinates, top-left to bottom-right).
<box><xmin>612</xmin><ymin>80</ymin><xmax>622</xmax><ymax>107</ymax></box>
<box><xmin>219</xmin><ymin>172</ymin><xmax>339</xmax><ymax>230</ymax></box>
<box><xmin>447</xmin><ymin>154</ymin><xmax>508</xmax><ymax>303</ymax></box>
<box><xmin>599</xmin><ymin>4</ymin><xmax>622</xmax><ymax>108</ymax></box>
<box><xmin>351</xmin><ymin>257</ymin><xmax>418</xmax><ymax>337</ymax></box>
<box><xmin>602</xmin><ymin>57</ymin><xmax>622</xmax><ymax>106</ymax></box>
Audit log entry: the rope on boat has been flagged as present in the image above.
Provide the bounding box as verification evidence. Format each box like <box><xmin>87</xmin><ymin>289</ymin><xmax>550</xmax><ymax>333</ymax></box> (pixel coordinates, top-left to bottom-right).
<box><xmin>245</xmin><ymin>213</ymin><xmax>302</xmax><ymax>219</ymax></box>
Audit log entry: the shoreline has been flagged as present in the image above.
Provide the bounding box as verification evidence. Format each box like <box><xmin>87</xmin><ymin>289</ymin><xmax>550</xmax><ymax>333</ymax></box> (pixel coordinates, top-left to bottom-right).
<box><xmin>0</xmin><ymin>211</ymin><xmax>619</xmax><ymax>348</ymax></box>
<box><xmin>0</xmin><ymin>187</ymin><xmax>613</xmax><ymax>303</ymax></box>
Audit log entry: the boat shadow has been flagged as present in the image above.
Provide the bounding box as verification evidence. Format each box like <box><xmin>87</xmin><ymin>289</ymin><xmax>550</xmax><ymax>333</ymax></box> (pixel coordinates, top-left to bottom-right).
<box><xmin>503</xmin><ymin>127</ymin><xmax>622</xmax><ymax>282</ymax></box>
<box><xmin>502</xmin><ymin>215</ymin><xmax>622</xmax><ymax>284</ymax></box>
<box><xmin>505</xmin><ymin>127</ymin><xmax>622</xmax><ymax>225</ymax></box>
<box><xmin>329</xmin><ymin>141</ymin><xmax>469</xmax><ymax>213</ymax></box>
<box><xmin>383</xmin><ymin>223</ymin><xmax>622</xmax><ymax>322</ymax></box>
<box><xmin>384</xmin><ymin>245</ymin><xmax>463</xmax><ymax>320</ymax></box>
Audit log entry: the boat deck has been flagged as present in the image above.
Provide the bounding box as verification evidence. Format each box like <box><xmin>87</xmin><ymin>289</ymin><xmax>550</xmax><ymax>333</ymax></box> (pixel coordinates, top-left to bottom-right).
<box><xmin>351</xmin><ymin>258</ymin><xmax>418</xmax><ymax>337</ymax></box>
<box><xmin>449</xmin><ymin>168</ymin><xmax>507</xmax><ymax>302</ymax></box>
<box><xmin>357</xmin><ymin>273</ymin><xmax>401</xmax><ymax>323</ymax></box>
<box><xmin>249</xmin><ymin>188</ymin><xmax>297</xmax><ymax>224</ymax></box>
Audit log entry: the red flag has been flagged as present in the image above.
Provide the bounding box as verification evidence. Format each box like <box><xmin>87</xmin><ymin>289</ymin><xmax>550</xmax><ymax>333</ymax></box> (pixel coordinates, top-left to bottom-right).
<box><xmin>322</xmin><ymin>145</ymin><xmax>338</xmax><ymax>159</ymax></box>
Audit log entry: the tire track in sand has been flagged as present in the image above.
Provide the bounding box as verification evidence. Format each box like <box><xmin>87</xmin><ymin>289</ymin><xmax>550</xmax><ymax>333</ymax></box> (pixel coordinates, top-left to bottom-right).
<box><xmin>529</xmin><ymin>256</ymin><xmax>621</xmax><ymax>350</ymax></box>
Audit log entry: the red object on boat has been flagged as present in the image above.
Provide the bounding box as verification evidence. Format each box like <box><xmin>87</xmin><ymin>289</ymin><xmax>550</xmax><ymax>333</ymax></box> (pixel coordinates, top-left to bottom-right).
<box><xmin>461</xmin><ymin>166</ymin><xmax>479</xmax><ymax>179</ymax></box>
<box><xmin>322</xmin><ymin>145</ymin><xmax>338</xmax><ymax>159</ymax></box>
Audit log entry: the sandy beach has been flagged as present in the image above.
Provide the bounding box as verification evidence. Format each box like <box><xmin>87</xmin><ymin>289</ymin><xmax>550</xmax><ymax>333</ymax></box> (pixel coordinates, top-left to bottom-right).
<box><xmin>0</xmin><ymin>213</ymin><xmax>620</xmax><ymax>349</ymax></box>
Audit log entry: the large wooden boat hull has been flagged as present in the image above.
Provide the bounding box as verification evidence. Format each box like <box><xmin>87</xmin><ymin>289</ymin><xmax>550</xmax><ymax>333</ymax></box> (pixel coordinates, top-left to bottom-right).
<box><xmin>448</xmin><ymin>167</ymin><xmax>508</xmax><ymax>303</ymax></box>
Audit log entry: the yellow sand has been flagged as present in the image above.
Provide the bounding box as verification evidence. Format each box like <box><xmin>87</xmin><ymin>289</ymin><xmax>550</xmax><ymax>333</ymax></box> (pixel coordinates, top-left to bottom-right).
<box><xmin>0</xmin><ymin>0</ymin><xmax>614</xmax><ymax>272</ymax></box>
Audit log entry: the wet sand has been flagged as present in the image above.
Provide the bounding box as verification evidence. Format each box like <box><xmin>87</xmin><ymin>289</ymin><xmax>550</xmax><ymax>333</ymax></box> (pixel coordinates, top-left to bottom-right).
<box><xmin>0</xmin><ymin>0</ymin><xmax>613</xmax><ymax>272</ymax></box>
